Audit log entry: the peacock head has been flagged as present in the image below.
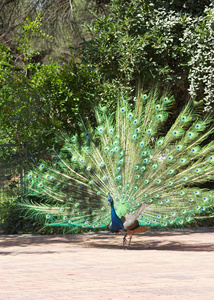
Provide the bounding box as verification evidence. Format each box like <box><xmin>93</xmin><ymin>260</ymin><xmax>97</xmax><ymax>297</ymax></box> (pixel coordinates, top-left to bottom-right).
<box><xmin>108</xmin><ymin>196</ymin><xmax>113</xmax><ymax>204</ymax></box>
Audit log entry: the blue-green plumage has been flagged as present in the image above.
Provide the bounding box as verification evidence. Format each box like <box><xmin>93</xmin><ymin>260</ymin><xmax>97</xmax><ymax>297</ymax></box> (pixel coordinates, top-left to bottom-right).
<box><xmin>19</xmin><ymin>89</ymin><xmax>214</xmax><ymax>246</ymax></box>
<box><xmin>108</xmin><ymin>197</ymin><xmax>126</xmax><ymax>232</ymax></box>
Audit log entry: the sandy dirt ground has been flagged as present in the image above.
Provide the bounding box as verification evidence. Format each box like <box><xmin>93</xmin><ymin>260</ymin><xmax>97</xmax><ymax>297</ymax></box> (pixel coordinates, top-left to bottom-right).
<box><xmin>0</xmin><ymin>228</ymin><xmax>214</xmax><ymax>300</ymax></box>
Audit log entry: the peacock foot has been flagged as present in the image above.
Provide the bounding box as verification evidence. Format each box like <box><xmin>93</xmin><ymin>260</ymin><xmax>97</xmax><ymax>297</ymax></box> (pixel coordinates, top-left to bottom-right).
<box><xmin>123</xmin><ymin>233</ymin><xmax>132</xmax><ymax>249</ymax></box>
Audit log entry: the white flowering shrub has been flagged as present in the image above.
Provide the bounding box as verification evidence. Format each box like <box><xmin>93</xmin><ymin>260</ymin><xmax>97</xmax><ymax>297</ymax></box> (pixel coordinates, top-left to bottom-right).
<box><xmin>85</xmin><ymin>0</ymin><xmax>214</xmax><ymax>111</ymax></box>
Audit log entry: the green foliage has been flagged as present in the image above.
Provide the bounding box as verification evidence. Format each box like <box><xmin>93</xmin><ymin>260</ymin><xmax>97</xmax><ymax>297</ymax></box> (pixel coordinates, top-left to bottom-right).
<box><xmin>84</xmin><ymin>0</ymin><xmax>214</xmax><ymax>110</ymax></box>
<box><xmin>0</xmin><ymin>15</ymin><xmax>119</xmax><ymax>157</ymax></box>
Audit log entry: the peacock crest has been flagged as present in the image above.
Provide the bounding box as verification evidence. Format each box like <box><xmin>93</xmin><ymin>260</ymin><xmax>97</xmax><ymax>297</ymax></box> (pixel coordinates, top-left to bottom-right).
<box><xmin>21</xmin><ymin>90</ymin><xmax>214</xmax><ymax>231</ymax></box>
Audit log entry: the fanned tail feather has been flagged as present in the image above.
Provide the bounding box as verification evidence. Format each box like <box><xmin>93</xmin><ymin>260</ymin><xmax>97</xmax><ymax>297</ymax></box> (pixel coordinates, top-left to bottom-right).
<box><xmin>19</xmin><ymin>89</ymin><xmax>214</xmax><ymax>230</ymax></box>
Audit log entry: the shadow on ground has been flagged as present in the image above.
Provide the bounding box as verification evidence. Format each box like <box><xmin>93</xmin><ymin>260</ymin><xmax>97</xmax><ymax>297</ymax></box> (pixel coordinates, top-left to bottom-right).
<box><xmin>0</xmin><ymin>228</ymin><xmax>214</xmax><ymax>253</ymax></box>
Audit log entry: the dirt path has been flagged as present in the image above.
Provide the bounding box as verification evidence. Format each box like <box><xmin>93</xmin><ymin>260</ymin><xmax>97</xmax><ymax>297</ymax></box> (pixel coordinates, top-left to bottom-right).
<box><xmin>0</xmin><ymin>229</ymin><xmax>214</xmax><ymax>299</ymax></box>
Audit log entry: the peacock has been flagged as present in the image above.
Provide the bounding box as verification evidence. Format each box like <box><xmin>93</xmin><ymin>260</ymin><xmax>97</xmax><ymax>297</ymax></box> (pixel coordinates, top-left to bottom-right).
<box><xmin>20</xmin><ymin>89</ymin><xmax>214</xmax><ymax>246</ymax></box>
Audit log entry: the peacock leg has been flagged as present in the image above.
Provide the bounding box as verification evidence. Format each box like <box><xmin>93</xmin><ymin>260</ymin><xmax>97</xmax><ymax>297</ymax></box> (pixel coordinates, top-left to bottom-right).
<box><xmin>128</xmin><ymin>235</ymin><xmax>132</xmax><ymax>247</ymax></box>
<box><xmin>123</xmin><ymin>233</ymin><xmax>132</xmax><ymax>248</ymax></box>
<box><xmin>123</xmin><ymin>233</ymin><xmax>128</xmax><ymax>247</ymax></box>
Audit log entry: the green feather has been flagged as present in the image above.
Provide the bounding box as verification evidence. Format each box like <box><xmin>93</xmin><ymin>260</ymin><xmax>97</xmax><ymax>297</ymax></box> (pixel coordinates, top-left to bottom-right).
<box><xmin>19</xmin><ymin>89</ymin><xmax>214</xmax><ymax>229</ymax></box>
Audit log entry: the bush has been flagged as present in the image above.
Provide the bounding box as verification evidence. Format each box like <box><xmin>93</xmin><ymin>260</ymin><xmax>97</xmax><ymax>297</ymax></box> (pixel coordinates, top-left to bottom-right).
<box><xmin>84</xmin><ymin>0</ymin><xmax>214</xmax><ymax>110</ymax></box>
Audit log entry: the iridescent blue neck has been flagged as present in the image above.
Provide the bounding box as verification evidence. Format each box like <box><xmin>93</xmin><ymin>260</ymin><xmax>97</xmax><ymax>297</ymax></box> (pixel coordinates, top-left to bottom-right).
<box><xmin>109</xmin><ymin>198</ymin><xmax>125</xmax><ymax>232</ymax></box>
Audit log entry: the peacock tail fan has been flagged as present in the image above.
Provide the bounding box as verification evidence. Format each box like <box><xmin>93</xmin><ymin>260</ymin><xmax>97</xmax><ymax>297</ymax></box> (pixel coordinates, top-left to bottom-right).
<box><xmin>19</xmin><ymin>90</ymin><xmax>214</xmax><ymax>230</ymax></box>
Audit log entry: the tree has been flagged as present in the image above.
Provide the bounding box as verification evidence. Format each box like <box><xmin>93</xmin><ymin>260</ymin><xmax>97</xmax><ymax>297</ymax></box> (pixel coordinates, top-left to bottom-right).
<box><xmin>83</xmin><ymin>0</ymin><xmax>214</xmax><ymax>110</ymax></box>
<box><xmin>0</xmin><ymin>15</ymin><xmax>118</xmax><ymax>157</ymax></box>
<box><xmin>0</xmin><ymin>0</ymin><xmax>110</xmax><ymax>63</ymax></box>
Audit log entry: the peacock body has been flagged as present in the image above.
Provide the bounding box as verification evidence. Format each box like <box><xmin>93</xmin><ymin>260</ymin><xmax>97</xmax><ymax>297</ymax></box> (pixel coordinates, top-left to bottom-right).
<box><xmin>21</xmin><ymin>90</ymin><xmax>214</xmax><ymax>235</ymax></box>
